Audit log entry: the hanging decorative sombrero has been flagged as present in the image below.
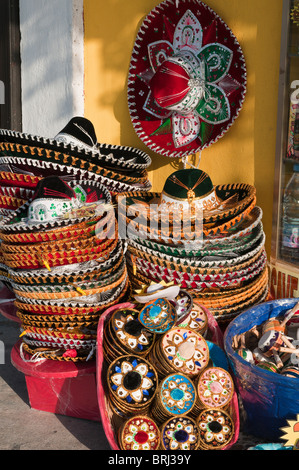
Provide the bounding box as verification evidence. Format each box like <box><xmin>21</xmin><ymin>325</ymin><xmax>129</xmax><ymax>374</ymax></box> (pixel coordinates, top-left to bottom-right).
<box><xmin>128</xmin><ymin>0</ymin><xmax>246</xmax><ymax>158</ymax></box>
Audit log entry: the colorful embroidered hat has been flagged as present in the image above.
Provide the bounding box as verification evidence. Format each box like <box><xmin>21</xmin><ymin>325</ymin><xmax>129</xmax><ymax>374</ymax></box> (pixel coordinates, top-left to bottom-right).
<box><xmin>0</xmin><ymin>116</ymin><xmax>151</xmax><ymax>171</ymax></box>
<box><xmin>138</xmin><ymin>298</ymin><xmax>178</xmax><ymax>334</ymax></box>
<box><xmin>0</xmin><ymin>176</ymin><xmax>112</xmax><ymax>234</ymax></box>
<box><xmin>151</xmin><ymin>372</ymin><xmax>197</xmax><ymax>422</ymax></box>
<box><xmin>118</xmin><ymin>415</ymin><xmax>161</xmax><ymax>450</ymax></box>
<box><xmin>27</xmin><ymin>176</ymin><xmax>80</xmax><ymax>225</ymax></box>
<box><xmin>20</xmin><ymin>325</ymin><xmax>98</xmax><ymax>362</ymax></box>
<box><xmin>0</xmin><ymin>152</ymin><xmax>151</xmax><ymax>195</ymax></box>
<box><xmin>197</xmin><ymin>408</ymin><xmax>235</xmax><ymax>450</ymax></box>
<box><xmin>107</xmin><ymin>354</ymin><xmax>159</xmax><ymax>416</ymax></box>
<box><xmin>160</xmin><ymin>168</ymin><xmax>218</xmax><ymax>211</ymax></box>
<box><xmin>117</xmin><ymin>168</ymin><xmax>256</xmax><ymax>241</ymax></box>
<box><xmin>160</xmin><ymin>416</ymin><xmax>200</xmax><ymax>450</ymax></box>
<box><xmin>128</xmin><ymin>0</ymin><xmax>246</xmax><ymax>157</ymax></box>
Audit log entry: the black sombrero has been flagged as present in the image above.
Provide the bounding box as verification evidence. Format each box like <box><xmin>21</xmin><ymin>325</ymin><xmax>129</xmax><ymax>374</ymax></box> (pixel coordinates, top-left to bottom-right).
<box><xmin>0</xmin><ymin>116</ymin><xmax>151</xmax><ymax>172</ymax></box>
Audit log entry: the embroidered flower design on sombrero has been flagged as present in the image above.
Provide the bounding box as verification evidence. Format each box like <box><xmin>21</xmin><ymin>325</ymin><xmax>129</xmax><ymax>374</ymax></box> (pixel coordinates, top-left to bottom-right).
<box><xmin>161</xmin><ymin>417</ymin><xmax>199</xmax><ymax>450</ymax></box>
<box><xmin>110</xmin><ymin>358</ymin><xmax>155</xmax><ymax>404</ymax></box>
<box><xmin>112</xmin><ymin>309</ymin><xmax>154</xmax><ymax>353</ymax></box>
<box><xmin>147</xmin><ymin>11</ymin><xmax>233</xmax><ymax>146</ymax></box>
<box><xmin>197</xmin><ymin>409</ymin><xmax>234</xmax><ymax>449</ymax></box>
<box><xmin>161</xmin><ymin>328</ymin><xmax>209</xmax><ymax>375</ymax></box>
<box><xmin>122</xmin><ymin>418</ymin><xmax>160</xmax><ymax>450</ymax></box>
<box><xmin>161</xmin><ymin>374</ymin><xmax>196</xmax><ymax>413</ymax></box>
<box><xmin>128</xmin><ymin>0</ymin><xmax>246</xmax><ymax>157</ymax></box>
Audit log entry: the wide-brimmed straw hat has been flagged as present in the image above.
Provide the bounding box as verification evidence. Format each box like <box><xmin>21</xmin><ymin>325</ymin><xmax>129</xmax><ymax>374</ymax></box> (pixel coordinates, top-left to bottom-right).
<box><xmin>128</xmin><ymin>0</ymin><xmax>246</xmax><ymax>158</ymax></box>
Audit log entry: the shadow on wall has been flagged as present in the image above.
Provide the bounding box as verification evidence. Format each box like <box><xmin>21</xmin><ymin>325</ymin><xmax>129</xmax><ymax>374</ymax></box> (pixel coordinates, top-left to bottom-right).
<box><xmin>84</xmin><ymin>0</ymin><xmax>176</xmax><ymax>178</ymax></box>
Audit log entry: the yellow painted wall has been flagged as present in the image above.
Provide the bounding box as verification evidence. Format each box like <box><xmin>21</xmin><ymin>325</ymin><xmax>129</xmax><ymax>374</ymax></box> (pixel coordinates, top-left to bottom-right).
<box><xmin>84</xmin><ymin>0</ymin><xmax>284</xmax><ymax>255</ymax></box>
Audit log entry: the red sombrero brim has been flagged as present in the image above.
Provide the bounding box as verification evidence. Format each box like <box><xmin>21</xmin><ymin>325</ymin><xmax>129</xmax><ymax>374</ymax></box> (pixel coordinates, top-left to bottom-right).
<box><xmin>128</xmin><ymin>0</ymin><xmax>247</xmax><ymax>158</ymax></box>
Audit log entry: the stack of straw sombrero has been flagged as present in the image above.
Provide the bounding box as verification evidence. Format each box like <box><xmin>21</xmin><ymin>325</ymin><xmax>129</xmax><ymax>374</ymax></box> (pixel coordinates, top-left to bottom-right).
<box><xmin>117</xmin><ymin>168</ymin><xmax>269</xmax><ymax>325</ymax></box>
<box><xmin>0</xmin><ymin>116</ymin><xmax>152</xmax><ymax>219</ymax></box>
<box><xmin>0</xmin><ymin>175</ymin><xmax>130</xmax><ymax>361</ymax></box>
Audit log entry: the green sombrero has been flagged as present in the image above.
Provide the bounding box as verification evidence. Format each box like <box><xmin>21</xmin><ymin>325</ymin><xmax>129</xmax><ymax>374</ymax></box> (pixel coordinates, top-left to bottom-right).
<box><xmin>117</xmin><ymin>168</ymin><xmax>256</xmax><ymax>228</ymax></box>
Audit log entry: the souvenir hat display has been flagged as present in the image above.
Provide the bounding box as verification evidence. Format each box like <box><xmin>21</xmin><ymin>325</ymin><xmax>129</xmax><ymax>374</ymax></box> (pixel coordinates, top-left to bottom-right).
<box><xmin>0</xmin><ymin>175</ymin><xmax>130</xmax><ymax>362</ymax></box>
<box><xmin>102</xmin><ymin>285</ymin><xmax>195</xmax><ymax>364</ymax></box>
<box><xmin>128</xmin><ymin>0</ymin><xmax>246</xmax><ymax>158</ymax></box>
<box><xmin>99</xmin><ymin>281</ymin><xmax>237</xmax><ymax>450</ymax></box>
<box><xmin>117</xmin><ymin>167</ymin><xmax>268</xmax><ymax>324</ymax></box>
<box><xmin>0</xmin><ymin>116</ymin><xmax>152</xmax><ymax>206</ymax></box>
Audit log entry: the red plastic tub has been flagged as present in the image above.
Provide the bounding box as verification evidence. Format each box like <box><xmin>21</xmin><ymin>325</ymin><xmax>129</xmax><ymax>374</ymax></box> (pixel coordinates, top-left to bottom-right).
<box><xmin>11</xmin><ymin>339</ymin><xmax>101</xmax><ymax>421</ymax></box>
<box><xmin>96</xmin><ymin>302</ymin><xmax>240</xmax><ymax>450</ymax></box>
